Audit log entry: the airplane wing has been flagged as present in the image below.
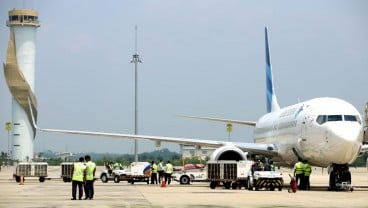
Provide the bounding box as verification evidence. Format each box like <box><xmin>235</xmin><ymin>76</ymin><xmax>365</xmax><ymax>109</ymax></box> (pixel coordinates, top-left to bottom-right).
<box><xmin>177</xmin><ymin>115</ymin><xmax>257</xmax><ymax>126</ymax></box>
<box><xmin>34</xmin><ymin>123</ymin><xmax>278</xmax><ymax>157</ymax></box>
<box><xmin>28</xmin><ymin>98</ymin><xmax>277</xmax><ymax>158</ymax></box>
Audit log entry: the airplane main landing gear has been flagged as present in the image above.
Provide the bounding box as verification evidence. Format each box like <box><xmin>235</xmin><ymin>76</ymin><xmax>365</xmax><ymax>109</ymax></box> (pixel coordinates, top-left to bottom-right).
<box><xmin>328</xmin><ymin>164</ymin><xmax>353</xmax><ymax>191</ymax></box>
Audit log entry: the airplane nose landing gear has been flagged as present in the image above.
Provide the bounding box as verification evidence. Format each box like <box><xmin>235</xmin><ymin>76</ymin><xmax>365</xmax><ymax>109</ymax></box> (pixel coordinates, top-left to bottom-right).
<box><xmin>328</xmin><ymin>164</ymin><xmax>353</xmax><ymax>191</ymax></box>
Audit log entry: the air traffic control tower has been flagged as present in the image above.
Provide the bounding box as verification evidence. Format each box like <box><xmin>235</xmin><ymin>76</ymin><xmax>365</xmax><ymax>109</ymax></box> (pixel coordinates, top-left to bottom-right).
<box><xmin>4</xmin><ymin>9</ymin><xmax>40</xmax><ymax>161</ymax></box>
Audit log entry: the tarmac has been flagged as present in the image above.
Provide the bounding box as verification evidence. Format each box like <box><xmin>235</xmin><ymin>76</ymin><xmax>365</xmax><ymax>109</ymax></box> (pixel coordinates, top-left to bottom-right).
<box><xmin>0</xmin><ymin>165</ymin><xmax>367</xmax><ymax>208</ymax></box>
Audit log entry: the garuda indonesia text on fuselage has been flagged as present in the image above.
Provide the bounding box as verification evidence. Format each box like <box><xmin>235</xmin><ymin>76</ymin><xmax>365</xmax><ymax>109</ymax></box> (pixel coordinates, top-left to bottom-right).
<box><xmin>30</xmin><ymin>27</ymin><xmax>368</xmax><ymax>189</ymax></box>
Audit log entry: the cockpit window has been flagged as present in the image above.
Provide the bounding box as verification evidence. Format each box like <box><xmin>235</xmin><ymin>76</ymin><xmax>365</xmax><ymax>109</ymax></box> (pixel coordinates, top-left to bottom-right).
<box><xmin>344</xmin><ymin>115</ymin><xmax>356</xmax><ymax>121</ymax></box>
<box><xmin>316</xmin><ymin>114</ymin><xmax>361</xmax><ymax>125</ymax></box>
<box><xmin>344</xmin><ymin>115</ymin><xmax>361</xmax><ymax>124</ymax></box>
<box><xmin>316</xmin><ymin>115</ymin><xmax>327</xmax><ymax>125</ymax></box>
<box><xmin>327</xmin><ymin>115</ymin><xmax>342</xmax><ymax>122</ymax></box>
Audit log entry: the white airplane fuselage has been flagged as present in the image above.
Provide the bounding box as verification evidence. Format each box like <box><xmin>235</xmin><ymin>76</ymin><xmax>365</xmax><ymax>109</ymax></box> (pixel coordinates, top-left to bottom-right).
<box><xmin>254</xmin><ymin>97</ymin><xmax>363</xmax><ymax>167</ymax></box>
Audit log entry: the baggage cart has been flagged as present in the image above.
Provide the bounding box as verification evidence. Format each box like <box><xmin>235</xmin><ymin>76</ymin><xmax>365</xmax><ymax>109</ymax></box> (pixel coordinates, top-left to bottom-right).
<box><xmin>207</xmin><ymin>160</ymin><xmax>252</xmax><ymax>189</ymax></box>
<box><xmin>60</xmin><ymin>162</ymin><xmax>73</xmax><ymax>182</ymax></box>
<box><xmin>13</xmin><ymin>162</ymin><xmax>48</xmax><ymax>182</ymax></box>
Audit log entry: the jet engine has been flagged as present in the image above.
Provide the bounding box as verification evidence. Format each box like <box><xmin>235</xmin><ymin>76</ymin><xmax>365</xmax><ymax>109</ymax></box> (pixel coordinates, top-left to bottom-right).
<box><xmin>209</xmin><ymin>145</ymin><xmax>247</xmax><ymax>161</ymax></box>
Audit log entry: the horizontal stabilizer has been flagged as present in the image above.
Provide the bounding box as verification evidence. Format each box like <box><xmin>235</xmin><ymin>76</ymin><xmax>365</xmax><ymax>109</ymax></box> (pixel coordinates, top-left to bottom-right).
<box><xmin>177</xmin><ymin>115</ymin><xmax>256</xmax><ymax>126</ymax></box>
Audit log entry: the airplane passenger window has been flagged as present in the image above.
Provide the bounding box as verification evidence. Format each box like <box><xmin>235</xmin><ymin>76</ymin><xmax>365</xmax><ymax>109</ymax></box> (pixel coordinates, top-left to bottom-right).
<box><xmin>316</xmin><ymin>115</ymin><xmax>327</xmax><ymax>125</ymax></box>
<box><xmin>327</xmin><ymin>115</ymin><xmax>342</xmax><ymax>122</ymax></box>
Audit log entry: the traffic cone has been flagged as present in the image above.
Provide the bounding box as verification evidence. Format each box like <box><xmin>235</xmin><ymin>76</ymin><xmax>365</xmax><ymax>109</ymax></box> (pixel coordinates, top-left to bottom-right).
<box><xmin>19</xmin><ymin>176</ymin><xmax>24</xmax><ymax>185</ymax></box>
<box><xmin>160</xmin><ymin>178</ymin><xmax>166</xmax><ymax>187</ymax></box>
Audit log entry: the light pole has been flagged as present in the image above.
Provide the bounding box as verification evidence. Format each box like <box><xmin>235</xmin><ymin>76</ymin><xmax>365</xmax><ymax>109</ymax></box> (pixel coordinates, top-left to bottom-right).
<box><xmin>5</xmin><ymin>122</ymin><xmax>12</xmax><ymax>159</ymax></box>
<box><xmin>130</xmin><ymin>25</ymin><xmax>141</xmax><ymax>162</ymax></box>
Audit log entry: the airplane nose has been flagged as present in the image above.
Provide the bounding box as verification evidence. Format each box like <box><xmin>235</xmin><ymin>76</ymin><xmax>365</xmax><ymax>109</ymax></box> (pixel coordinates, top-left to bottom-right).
<box><xmin>331</xmin><ymin>123</ymin><xmax>362</xmax><ymax>143</ymax></box>
<box><xmin>328</xmin><ymin>123</ymin><xmax>362</xmax><ymax>163</ymax></box>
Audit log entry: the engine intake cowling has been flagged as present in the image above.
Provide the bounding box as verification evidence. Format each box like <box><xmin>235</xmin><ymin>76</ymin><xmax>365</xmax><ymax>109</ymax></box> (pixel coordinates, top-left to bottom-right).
<box><xmin>209</xmin><ymin>145</ymin><xmax>247</xmax><ymax>161</ymax></box>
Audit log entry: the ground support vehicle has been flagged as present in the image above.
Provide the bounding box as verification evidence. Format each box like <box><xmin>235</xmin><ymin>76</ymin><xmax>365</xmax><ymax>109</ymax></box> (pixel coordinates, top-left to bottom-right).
<box><xmin>60</xmin><ymin>162</ymin><xmax>73</xmax><ymax>182</ymax></box>
<box><xmin>207</xmin><ymin>160</ymin><xmax>253</xmax><ymax>189</ymax></box>
<box><xmin>173</xmin><ymin>167</ymin><xmax>208</xmax><ymax>185</ymax></box>
<box><xmin>13</xmin><ymin>162</ymin><xmax>48</xmax><ymax>183</ymax></box>
<box><xmin>100</xmin><ymin>168</ymin><xmax>126</xmax><ymax>183</ymax></box>
<box><xmin>105</xmin><ymin>162</ymin><xmax>151</xmax><ymax>184</ymax></box>
<box><xmin>247</xmin><ymin>171</ymin><xmax>284</xmax><ymax>191</ymax></box>
<box><xmin>335</xmin><ymin>181</ymin><xmax>354</xmax><ymax>192</ymax></box>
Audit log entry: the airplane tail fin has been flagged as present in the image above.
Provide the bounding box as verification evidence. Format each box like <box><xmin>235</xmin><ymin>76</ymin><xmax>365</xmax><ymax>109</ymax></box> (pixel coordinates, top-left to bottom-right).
<box><xmin>265</xmin><ymin>27</ymin><xmax>280</xmax><ymax>113</ymax></box>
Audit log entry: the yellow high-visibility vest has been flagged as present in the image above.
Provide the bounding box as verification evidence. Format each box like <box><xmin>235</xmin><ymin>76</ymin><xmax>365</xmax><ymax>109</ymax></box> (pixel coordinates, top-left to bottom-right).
<box><xmin>165</xmin><ymin>163</ymin><xmax>173</xmax><ymax>174</ymax></box>
<box><xmin>72</xmin><ymin>162</ymin><xmax>86</xmax><ymax>182</ymax></box>
<box><xmin>152</xmin><ymin>164</ymin><xmax>158</xmax><ymax>173</ymax></box>
<box><xmin>157</xmin><ymin>162</ymin><xmax>163</xmax><ymax>171</ymax></box>
<box><xmin>85</xmin><ymin>161</ymin><xmax>96</xmax><ymax>180</ymax></box>
<box><xmin>303</xmin><ymin>163</ymin><xmax>312</xmax><ymax>176</ymax></box>
<box><xmin>294</xmin><ymin>162</ymin><xmax>304</xmax><ymax>175</ymax></box>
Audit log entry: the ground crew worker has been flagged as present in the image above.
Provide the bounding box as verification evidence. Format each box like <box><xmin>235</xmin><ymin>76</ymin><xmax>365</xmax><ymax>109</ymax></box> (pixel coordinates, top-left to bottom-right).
<box><xmin>71</xmin><ymin>157</ymin><xmax>86</xmax><ymax>200</ymax></box>
<box><xmin>302</xmin><ymin>160</ymin><xmax>312</xmax><ymax>190</ymax></box>
<box><xmin>293</xmin><ymin>159</ymin><xmax>304</xmax><ymax>189</ymax></box>
<box><xmin>84</xmin><ymin>155</ymin><xmax>96</xmax><ymax>199</ymax></box>
<box><xmin>157</xmin><ymin>160</ymin><xmax>164</xmax><ymax>183</ymax></box>
<box><xmin>251</xmin><ymin>160</ymin><xmax>260</xmax><ymax>174</ymax></box>
<box><xmin>113</xmin><ymin>161</ymin><xmax>120</xmax><ymax>170</ymax></box>
<box><xmin>108</xmin><ymin>161</ymin><xmax>113</xmax><ymax>176</ymax></box>
<box><xmin>150</xmin><ymin>161</ymin><xmax>158</xmax><ymax>184</ymax></box>
<box><xmin>269</xmin><ymin>160</ymin><xmax>276</xmax><ymax>171</ymax></box>
<box><xmin>164</xmin><ymin>161</ymin><xmax>173</xmax><ymax>185</ymax></box>
<box><xmin>258</xmin><ymin>160</ymin><xmax>265</xmax><ymax>171</ymax></box>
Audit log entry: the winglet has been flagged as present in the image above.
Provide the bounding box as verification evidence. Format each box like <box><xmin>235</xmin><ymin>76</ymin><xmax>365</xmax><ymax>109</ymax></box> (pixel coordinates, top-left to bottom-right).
<box><xmin>28</xmin><ymin>96</ymin><xmax>40</xmax><ymax>130</ymax></box>
<box><xmin>265</xmin><ymin>27</ymin><xmax>280</xmax><ymax>113</ymax></box>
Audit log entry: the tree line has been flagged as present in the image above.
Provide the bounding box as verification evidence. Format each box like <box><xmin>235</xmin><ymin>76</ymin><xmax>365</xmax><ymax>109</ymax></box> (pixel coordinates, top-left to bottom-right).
<box><xmin>1</xmin><ymin>150</ymin><xmax>367</xmax><ymax>167</ymax></box>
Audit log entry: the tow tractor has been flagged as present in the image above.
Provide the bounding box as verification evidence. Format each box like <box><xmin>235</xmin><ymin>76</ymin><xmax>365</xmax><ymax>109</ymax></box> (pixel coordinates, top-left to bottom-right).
<box><xmin>172</xmin><ymin>164</ymin><xmax>208</xmax><ymax>185</ymax></box>
<box><xmin>100</xmin><ymin>162</ymin><xmax>151</xmax><ymax>184</ymax></box>
<box><xmin>100</xmin><ymin>168</ymin><xmax>126</xmax><ymax>183</ymax></box>
<box><xmin>247</xmin><ymin>170</ymin><xmax>284</xmax><ymax>191</ymax></box>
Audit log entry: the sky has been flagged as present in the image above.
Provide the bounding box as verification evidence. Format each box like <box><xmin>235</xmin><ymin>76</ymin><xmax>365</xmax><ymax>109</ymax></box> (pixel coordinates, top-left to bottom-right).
<box><xmin>0</xmin><ymin>0</ymin><xmax>367</xmax><ymax>155</ymax></box>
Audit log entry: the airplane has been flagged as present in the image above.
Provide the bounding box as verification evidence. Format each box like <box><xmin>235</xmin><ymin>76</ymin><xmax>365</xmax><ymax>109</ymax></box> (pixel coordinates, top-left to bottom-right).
<box><xmin>29</xmin><ymin>27</ymin><xmax>368</xmax><ymax>189</ymax></box>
